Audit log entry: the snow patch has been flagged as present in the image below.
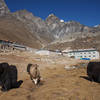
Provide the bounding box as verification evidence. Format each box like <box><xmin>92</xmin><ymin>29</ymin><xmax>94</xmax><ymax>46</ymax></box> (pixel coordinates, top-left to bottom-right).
<box><xmin>48</xmin><ymin>13</ymin><xmax>55</xmax><ymax>17</ymax></box>
<box><xmin>94</xmin><ymin>24</ymin><xmax>99</xmax><ymax>27</ymax></box>
<box><xmin>60</xmin><ymin>19</ymin><xmax>64</xmax><ymax>22</ymax></box>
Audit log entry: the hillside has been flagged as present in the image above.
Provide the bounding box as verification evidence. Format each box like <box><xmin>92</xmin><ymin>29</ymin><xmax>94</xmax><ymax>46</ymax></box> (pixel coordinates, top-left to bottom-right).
<box><xmin>13</xmin><ymin>10</ymin><xmax>54</xmax><ymax>44</ymax></box>
<box><xmin>0</xmin><ymin>0</ymin><xmax>53</xmax><ymax>49</ymax></box>
<box><xmin>44</xmin><ymin>33</ymin><xmax>100</xmax><ymax>51</ymax></box>
<box><xmin>0</xmin><ymin>0</ymin><xmax>100</xmax><ymax>50</ymax></box>
<box><xmin>0</xmin><ymin>16</ymin><xmax>42</xmax><ymax>48</ymax></box>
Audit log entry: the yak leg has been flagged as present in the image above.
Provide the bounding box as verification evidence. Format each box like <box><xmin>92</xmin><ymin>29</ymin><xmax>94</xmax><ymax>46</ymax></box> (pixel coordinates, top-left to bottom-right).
<box><xmin>98</xmin><ymin>75</ymin><xmax>100</xmax><ymax>82</ymax></box>
<box><xmin>1</xmin><ymin>79</ymin><xmax>11</xmax><ymax>92</ymax></box>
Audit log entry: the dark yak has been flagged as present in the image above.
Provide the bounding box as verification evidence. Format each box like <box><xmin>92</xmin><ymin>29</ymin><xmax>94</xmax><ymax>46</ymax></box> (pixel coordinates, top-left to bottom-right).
<box><xmin>0</xmin><ymin>62</ymin><xmax>23</xmax><ymax>92</ymax></box>
<box><xmin>87</xmin><ymin>62</ymin><xmax>100</xmax><ymax>82</ymax></box>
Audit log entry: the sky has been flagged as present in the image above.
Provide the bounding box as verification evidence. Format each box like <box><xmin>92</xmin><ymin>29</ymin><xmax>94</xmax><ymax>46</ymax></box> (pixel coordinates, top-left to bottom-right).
<box><xmin>5</xmin><ymin>0</ymin><xmax>100</xmax><ymax>26</ymax></box>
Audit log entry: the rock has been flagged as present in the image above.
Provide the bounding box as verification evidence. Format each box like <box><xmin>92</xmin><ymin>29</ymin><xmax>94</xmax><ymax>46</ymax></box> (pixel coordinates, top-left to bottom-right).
<box><xmin>0</xmin><ymin>0</ymin><xmax>10</xmax><ymax>16</ymax></box>
<box><xmin>13</xmin><ymin>10</ymin><xmax>54</xmax><ymax>44</ymax></box>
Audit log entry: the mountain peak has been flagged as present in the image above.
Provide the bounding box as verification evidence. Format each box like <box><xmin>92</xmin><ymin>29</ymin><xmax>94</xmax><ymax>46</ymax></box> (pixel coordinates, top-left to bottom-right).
<box><xmin>0</xmin><ymin>0</ymin><xmax>10</xmax><ymax>16</ymax></box>
<box><xmin>46</xmin><ymin>13</ymin><xmax>60</xmax><ymax>24</ymax></box>
<box><xmin>67</xmin><ymin>20</ymin><xmax>80</xmax><ymax>24</ymax></box>
<box><xmin>47</xmin><ymin>13</ymin><xmax>58</xmax><ymax>19</ymax></box>
<box><xmin>13</xmin><ymin>9</ymin><xmax>36</xmax><ymax>20</ymax></box>
<box><xmin>13</xmin><ymin>9</ymin><xmax>33</xmax><ymax>16</ymax></box>
<box><xmin>48</xmin><ymin>13</ymin><xmax>56</xmax><ymax>17</ymax></box>
<box><xmin>15</xmin><ymin>9</ymin><xmax>32</xmax><ymax>14</ymax></box>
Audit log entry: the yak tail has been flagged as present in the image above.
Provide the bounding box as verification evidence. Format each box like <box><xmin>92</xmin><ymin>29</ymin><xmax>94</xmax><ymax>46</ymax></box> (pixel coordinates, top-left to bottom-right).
<box><xmin>27</xmin><ymin>64</ymin><xmax>32</xmax><ymax>74</ymax></box>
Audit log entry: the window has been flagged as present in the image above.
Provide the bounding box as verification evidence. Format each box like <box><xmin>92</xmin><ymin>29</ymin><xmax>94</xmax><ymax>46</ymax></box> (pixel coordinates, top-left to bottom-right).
<box><xmin>93</xmin><ymin>52</ymin><xmax>95</xmax><ymax>54</ymax></box>
<box><xmin>80</xmin><ymin>56</ymin><xmax>82</xmax><ymax>58</ymax></box>
<box><xmin>73</xmin><ymin>53</ymin><xmax>75</xmax><ymax>55</ymax></box>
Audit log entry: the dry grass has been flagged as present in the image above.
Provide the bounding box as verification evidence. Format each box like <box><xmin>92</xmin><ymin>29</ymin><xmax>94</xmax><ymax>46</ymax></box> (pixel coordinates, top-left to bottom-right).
<box><xmin>0</xmin><ymin>51</ymin><xmax>100</xmax><ymax>100</ymax></box>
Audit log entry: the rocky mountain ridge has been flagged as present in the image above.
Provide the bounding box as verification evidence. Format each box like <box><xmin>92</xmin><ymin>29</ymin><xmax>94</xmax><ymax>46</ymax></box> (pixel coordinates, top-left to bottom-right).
<box><xmin>13</xmin><ymin>10</ymin><xmax>100</xmax><ymax>42</ymax></box>
<box><xmin>0</xmin><ymin>0</ymin><xmax>100</xmax><ymax>50</ymax></box>
<box><xmin>0</xmin><ymin>0</ymin><xmax>10</xmax><ymax>16</ymax></box>
<box><xmin>13</xmin><ymin>10</ymin><xmax>54</xmax><ymax>44</ymax></box>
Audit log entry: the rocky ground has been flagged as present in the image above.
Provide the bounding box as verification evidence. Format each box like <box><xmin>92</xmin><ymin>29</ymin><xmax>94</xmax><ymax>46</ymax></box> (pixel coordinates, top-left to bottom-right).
<box><xmin>0</xmin><ymin>51</ymin><xmax>100</xmax><ymax>100</ymax></box>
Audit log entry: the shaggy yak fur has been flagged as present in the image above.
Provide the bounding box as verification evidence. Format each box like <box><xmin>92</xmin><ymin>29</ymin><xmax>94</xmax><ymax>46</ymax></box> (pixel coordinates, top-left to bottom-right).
<box><xmin>27</xmin><ymin>64</ymin><xmax>41</xmax><ymax>85</ymax></box>
<box><xmin>0</xmin><ymin>62</ymin><xmax>22</xmax><ymax>92</ymax></box>
<box><xmin>87</xmin><ymin>62</ymin><xmax>100</xmax><ymax>83</ymax></box>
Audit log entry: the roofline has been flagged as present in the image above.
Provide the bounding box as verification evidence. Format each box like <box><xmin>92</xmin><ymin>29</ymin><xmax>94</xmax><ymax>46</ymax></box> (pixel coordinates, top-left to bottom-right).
<box><xmin>63</xmin><ymin>49</ymin><xmax>99</xmax><ymax>53</ymax></box>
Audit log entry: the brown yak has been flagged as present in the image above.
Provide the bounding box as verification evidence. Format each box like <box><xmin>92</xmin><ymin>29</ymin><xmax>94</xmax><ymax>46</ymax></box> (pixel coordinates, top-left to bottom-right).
<box><xmin>27</xmin><ymin>64</ymin><xmax>41</xmax><ymax>85</ymax></box>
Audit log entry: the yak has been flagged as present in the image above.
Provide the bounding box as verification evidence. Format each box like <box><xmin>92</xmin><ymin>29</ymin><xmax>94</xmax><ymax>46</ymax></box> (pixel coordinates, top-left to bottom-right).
<box><xmin>0</xmin><ymin>62</ymin><xmax>22</xmax><ymax>92</ymax></box>
<box><xmin>27</xmin><ymin>63</ymin><xmax>41</xmax><ymax>85</ymax></box>
<box><xmin>87</xmin><ymin>62</ymin><xmax>100</xmax><ymax>82</ymax></box>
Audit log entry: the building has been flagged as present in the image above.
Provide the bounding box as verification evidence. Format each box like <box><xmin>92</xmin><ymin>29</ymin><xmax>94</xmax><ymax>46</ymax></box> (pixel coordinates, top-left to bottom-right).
<box><xmin>63</xmin><ymin>48</ymin><xmax>99</xmax><ymax>60</ymax></box>
<box><xmin>36</xmin><ymin>50</ymin><xmax>50</xmax><ymax>55</ymax></box>
<box><xmin>0</xmin><ymin>40</ymin><xmax>26</xmax><ymax>51</ymax></box>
